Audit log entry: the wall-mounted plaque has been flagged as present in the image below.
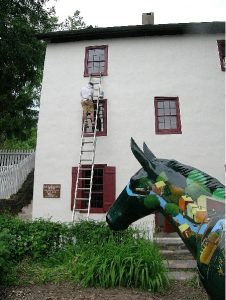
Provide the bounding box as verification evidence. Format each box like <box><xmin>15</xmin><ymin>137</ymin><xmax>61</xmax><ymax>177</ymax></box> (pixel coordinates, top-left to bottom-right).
<box><xmin>43</xmin><ymin>184</ymin><xmax>61</xmax><ymax>198</ymax></box>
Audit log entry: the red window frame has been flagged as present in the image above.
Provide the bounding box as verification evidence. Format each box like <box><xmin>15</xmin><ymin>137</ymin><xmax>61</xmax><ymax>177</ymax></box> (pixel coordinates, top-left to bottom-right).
<box><xmin>83</xmin><ymin>99</ymin><xmax>107</xmax><ymax>137</ymax></box>
<box><xmin>84</xmin><ymin>45</ymin><xmax>108</xmax><ymax>77</ymax></box>
<box><xmin>71</xmin><ymin>164</ymin><xmax>115</xmax><ymax>213</ymax></box>
<box><xmin>154</xmin><ymin>97</ymin><xmax>182</xmax><ymax>134</ymax></box>
<box><xmin>217</xmin><ymin>40</ymin><xmax>225</xmax><ymax>72</ymax></box>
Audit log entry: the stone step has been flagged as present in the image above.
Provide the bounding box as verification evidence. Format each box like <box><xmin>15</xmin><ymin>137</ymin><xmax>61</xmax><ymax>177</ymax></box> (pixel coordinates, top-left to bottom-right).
<box><xmin>164</xmin><ymin>259</ymin><xmax>197</xmax><ymax>281</ymax></box>
<box><xmin>154</xmin><ymin>237</ymin><xmax>184</xmax><ymax>244</ymax></box>
<box><xmin>154</xmin><ymin>237</ymin><xmax>187</xmax><ymax>250</ymax></box>
<box><xmin>160</xmin><ymin>249</ymin><xmax>193</xmax><ymax>260</ymax></box>
<box><xmin>163</xmin><ymin>259</ymin><xmax>196</xmax><ymax>270</ymax></box>
<box><xmin>154</xmin><ymin>238</ymin><xmax>197</xmax><ymax>281</ymax></box>
<box><xmin>168</xmin><ymin>271</ymin><xmax>196</xmax><ymax>281</ymax></box>
<box><xmin>18</xmin><ymin>202</ymin><xmax>33</xmax><ymax>220</ymax></box>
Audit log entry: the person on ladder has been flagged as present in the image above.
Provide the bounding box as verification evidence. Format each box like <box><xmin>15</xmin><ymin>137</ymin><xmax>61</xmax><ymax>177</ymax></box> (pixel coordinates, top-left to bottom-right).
<box><xmin>80</xmin><ymin>81</ymin><xmax>95</xmax><ymax>131</ymax></box>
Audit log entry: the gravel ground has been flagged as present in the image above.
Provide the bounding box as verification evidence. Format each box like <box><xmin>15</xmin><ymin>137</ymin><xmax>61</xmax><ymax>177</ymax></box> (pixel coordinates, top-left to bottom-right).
<box><xmin>0</xmin><ymin>281</ymin><xmax>209</xmax><ymax>300</ymax></box>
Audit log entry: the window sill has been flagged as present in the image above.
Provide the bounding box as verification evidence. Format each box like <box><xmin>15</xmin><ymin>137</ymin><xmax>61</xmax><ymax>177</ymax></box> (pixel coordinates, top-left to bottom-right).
<box><xmin>79</xmin><ymin>208</ymin><xmax>105</xmax><ymax>213</ymax></box>
<box><xmin>84</xmin><ymin>132</ymin><xmax>107</xmax><ymax>137</ymax></box>
<box><xmin>155</xmin><ymin>129</ymin><xmax>182</xmax><ymax>135</ymax></box>
<box><xmin>84</xmin><ymin>72</ymin><xmax>108</xmax><ymax>77</ymax></box>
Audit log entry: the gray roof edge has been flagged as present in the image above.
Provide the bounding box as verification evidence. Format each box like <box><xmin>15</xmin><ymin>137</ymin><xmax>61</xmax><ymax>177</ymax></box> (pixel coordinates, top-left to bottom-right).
<box><xmin>37</xmin><ymin>21</ymin><xmax>225</xmax><ymax>43</ymax></box>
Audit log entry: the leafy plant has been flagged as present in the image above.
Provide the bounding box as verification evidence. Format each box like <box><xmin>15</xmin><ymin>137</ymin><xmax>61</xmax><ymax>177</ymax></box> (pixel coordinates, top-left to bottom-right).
<box><xmin>71</xmin><ymin>237</ymin><xmax>168</xmax><ymax>291</ymax></box>
<box><xmin>187</xmin><ymin>272</ymin><xmax>201</xmax><ymax>288</ymax></box>
<box><xmin>0</xmin><ymin>214</ymin><xmax>168</xmax><ymax>292</ymax></box>
<box><xmin>58</xmin><ymin>10</ymin><xmax>87</xmax><ymax>30</ymax></box>
<box><xmin>0</xmin><ymin>215</ymin><xmax>74</xmax><ymax>260</ymax></box>
<box><xmin>0</xmin><ymin>229</ymin><xmax>11</xmax><ymax>284</ymax></box>
<box><xmin>1</xmin><ymin>127</ymin><xmax>37</xmax><ymax>149</ymax></box>
<box><xmin>0</xmin><ymin>1</ymin><xmax>87</xmax><ymax>146</ymax></box>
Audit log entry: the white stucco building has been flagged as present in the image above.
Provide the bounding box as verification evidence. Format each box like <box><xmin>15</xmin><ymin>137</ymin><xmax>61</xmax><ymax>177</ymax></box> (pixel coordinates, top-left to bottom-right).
<box><xmin>33</xmin><ymin>17</ymin><xmax>225</xmax><ymax>233</ymax></box>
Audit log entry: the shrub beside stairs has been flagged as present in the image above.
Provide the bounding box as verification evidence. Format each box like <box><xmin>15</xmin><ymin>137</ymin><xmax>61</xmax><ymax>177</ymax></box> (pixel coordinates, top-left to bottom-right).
<box><xmin>154</xmin><ymin>237</ymin><xmax>197</xmax><ymax>280</ymax></box>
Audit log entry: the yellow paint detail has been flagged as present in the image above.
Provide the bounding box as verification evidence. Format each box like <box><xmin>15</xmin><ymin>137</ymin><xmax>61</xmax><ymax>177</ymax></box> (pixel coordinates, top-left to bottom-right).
<box><xmin>155</xmin><ymin>181</ymin><xmax>166</xmax><ymax>188</ymax></box>
<box><xmin>179</xmin><ymin>223</ymin><xmax>190</xmax><ymax>233</ymax></box>
<box><xmin>187</xmin><ymin>203</ymin><xmax>198</xmax><ymax>219</ymax></box>
<box><xmin>200</xmin><ymin>232</ymin><xmax>220</xmax><ymax>265</ymax></box>
<box><xmin>197</xmin><ymin>195</ymin><xmax>207</xmax><ymax>209</ymax></box>
<box><xmin>194</xmin><ymin>208</ymin><xmax>208</xmax><ymax>223</ymax></box>
<box><xmin>179</xmin><ymin>195</ymin><xmax>193</xmax><ymax>211</ymax></box>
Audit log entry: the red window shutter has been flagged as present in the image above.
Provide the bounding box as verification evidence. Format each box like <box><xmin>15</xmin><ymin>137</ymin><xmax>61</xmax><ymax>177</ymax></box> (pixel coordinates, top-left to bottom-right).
<box><xmin>71</xmin><ymin>167</ymin><xmax>82</xmax><ymax>210</ymax></box>
<box><xmin>103</xmin><ymin>166</ymin><xmax>116</xmax><ymax>212</ymax></box>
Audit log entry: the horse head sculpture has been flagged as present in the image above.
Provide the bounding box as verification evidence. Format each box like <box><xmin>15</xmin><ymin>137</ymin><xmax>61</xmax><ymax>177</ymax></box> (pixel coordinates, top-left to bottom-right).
<box><xmin>106</xmin><ymin>138</ymin><xmax>225</xmax><ymax>300</ymax></box>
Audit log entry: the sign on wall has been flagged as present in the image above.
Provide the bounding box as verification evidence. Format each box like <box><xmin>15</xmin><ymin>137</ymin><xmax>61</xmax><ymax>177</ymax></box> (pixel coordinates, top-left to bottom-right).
<box><xmin>43</xmin><ymin>184</ymin><xmax>61</xmax><ymax>198</ymax></box>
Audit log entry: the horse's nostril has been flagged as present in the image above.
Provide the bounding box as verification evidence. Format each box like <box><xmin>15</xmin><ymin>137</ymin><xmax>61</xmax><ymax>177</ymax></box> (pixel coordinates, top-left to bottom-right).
<box><xmin>106</xmin><ymin>214</ymin><xmax>120</xmax><ymax>230</ymax></box>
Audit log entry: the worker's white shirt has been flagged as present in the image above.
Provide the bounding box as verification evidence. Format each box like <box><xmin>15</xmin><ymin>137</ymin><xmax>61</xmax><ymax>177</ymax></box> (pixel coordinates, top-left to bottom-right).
<box><xmin>80</xmin><ymin>84</ymin><xmax>93</xmax><ymax>101</ymax></box>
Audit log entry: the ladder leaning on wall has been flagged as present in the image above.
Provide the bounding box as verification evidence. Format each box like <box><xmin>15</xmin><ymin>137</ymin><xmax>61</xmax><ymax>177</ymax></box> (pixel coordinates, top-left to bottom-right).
<box><xmin>72</xmin><ymin>74</ymin><xmax>103</xmax><ymax>222</ymax></box>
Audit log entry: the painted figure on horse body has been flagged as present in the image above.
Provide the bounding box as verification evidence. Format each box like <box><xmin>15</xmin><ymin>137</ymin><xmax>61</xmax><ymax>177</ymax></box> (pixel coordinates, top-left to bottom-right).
<box><xmin>106</xmin><ymin>138</ymin><xmax>225</xmax><ymax>300</ymax></box>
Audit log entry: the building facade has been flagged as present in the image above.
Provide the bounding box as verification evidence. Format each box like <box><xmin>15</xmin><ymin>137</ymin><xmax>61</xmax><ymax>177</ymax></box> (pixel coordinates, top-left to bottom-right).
<box><xmin>33</xmin><ymin>21</ymin><xmax>225</xmax><ymax>234</ymax></box>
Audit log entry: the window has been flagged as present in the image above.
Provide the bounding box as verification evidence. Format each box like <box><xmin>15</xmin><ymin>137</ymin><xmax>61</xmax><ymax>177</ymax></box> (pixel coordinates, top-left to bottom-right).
<box><xmin>71</xmin><ymin>165</ymin><xmax>115</xmax><ymax>213</ymax></box>
<box><xmin>84</xmin><ymin>99</ymin><xmax>107</xmax><ymax>136</ymax></box>
<box><xmin>217</xmin><ymin>40</ymin><xmax>225</xmax><ymax>71</ymax></box>
<box><xmin>154</xmin><ymin>97</ymin><xmax>182</xmax><ymax>134</ymax></box>
<box><xmin>84</xmin><ymin>45</ymin><xmax>108</xmax><ymax>76</ymax></box>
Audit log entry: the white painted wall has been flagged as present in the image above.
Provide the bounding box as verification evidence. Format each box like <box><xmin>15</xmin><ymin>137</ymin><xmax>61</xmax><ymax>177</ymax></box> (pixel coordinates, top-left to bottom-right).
<box><xmin>33</xmin><ymin>33</ymin><xmax>225</xmax><ymax>230</ymax></box>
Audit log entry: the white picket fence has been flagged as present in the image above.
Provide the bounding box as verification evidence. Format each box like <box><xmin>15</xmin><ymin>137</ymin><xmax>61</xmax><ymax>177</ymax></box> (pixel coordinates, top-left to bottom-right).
<box><xmin>0</xmin><ymin>150</ymin><xmax>35</xmax><ymax>199</ymax></box>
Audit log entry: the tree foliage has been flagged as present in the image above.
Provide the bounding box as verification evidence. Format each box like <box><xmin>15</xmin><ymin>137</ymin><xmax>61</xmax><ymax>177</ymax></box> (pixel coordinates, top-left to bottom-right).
<box><xmin>1</xmin><ymin>127</ymin><xmax>37</xmax><ymax>149</ymax></box>
<box><xmin>0</xmin><ymin>1</ymin><xmax>86</xmax><ymax>147</ymax></box>
<box><xmin>58</xmin><ymin>10</ymin><xmax>87</xmax><ymax>31</ymax></box>
<box><xmin>0</xmin><ymin>0</ymin><xmax>57</xmax><ymax>145</ymax></box>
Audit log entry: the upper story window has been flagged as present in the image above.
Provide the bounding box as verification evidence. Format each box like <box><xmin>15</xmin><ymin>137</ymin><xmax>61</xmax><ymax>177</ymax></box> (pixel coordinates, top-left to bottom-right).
<box><xmin>84</xmin><ymin>99</ymin><xmax>107</xmax><ymax>136</ymax></box>
<box><xmin>71</xmin><ymin>165</ymin><xmax>115</xmax><ymax>213</ymax></box>
<box><xmin>84</xmin><ymin>45</ymin><xmax>108</xmax><ymax>76</ymax></box>
<box><xmin>217</xmin><ymin>40</ymin><xmax>225</xmax><ymax>71</ymax></box>
<box><xmin>154</xmin><ymin>97</ymin><xmax>182</xmax><ymax>134</ymax></box>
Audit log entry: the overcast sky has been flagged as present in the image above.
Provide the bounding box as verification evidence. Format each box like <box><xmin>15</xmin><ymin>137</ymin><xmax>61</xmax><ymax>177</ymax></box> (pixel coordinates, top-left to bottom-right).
<box><xmin>52</xmin><ymin>0</ymin><xmax>226</xmax><ymax>27</ymax></box>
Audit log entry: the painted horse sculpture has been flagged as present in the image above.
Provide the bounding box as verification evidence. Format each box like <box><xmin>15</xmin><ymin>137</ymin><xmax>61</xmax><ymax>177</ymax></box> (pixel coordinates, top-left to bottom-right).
<box><xmin>106</xmin><ymin>138</ymin><xmax>225</xmax><ymax>300</ymax></box>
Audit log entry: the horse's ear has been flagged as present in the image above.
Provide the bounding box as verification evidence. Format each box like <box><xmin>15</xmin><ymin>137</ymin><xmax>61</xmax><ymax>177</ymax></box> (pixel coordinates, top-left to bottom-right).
<box><xmin>143</xmin><ymin>142</ymin><xmax>156</xmax><ymax>161</ymax></box>
<box><xmin>131</xmin><ymin>138</ymin><xmax>148</xmax><ymax>168</ymax></box>
<box><xmin>131</xmin><ymin>138</ymin><xmax>157</xmax><ymax>179</ymax></box>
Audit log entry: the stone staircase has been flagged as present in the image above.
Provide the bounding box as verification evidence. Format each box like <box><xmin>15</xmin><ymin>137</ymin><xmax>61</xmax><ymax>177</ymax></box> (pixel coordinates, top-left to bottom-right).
<box><xmin>154</xmin><ymin>237</ymin><xmax>197</xmax><ymax>280</ymax></box>
<box><xmin>18</xmin><ymin>201</ymin><xmax>33</xmax><ymax>220</ymax></box>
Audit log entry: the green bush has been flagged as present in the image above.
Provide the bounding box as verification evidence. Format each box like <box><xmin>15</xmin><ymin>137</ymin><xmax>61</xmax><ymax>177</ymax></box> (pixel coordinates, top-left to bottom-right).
<box><xmin>0</xmin><ymin>229</ymin><xmax>11</xmax><ymax>284</ymax></box>
<box><xmin>0</xmin><ymin>214</ymin><xmax>75</xmax><ymax>260</ymax></box>
<box><xmin>72</xmin><ymin>238</ymin><xmax>168</xmax><ymax>291</ymax></box>
<box><xmin>0</xmin><ymin>214</ymin><xmax>168</xmax><ymax>291</ymax></box>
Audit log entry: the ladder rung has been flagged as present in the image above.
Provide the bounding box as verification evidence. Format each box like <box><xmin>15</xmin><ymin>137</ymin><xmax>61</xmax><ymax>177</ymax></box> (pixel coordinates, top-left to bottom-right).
<box><xmin>82</xmin><ymin>141</ymin><xmax>94</xmax><ymax>144</ymax></box>
<box><xmin>75</xmin><ymin>198</ymin><xmax>89</xmax><ymax>200</ymax></box>
<box><xmin>81</xmin><ymin>150</ymin><xmax>94</xmax><ymax>153</ymax></box>
<box><xmin>77</xmin><ymin>188</ymin><xmax>90</xmax><ymax>190</ymax></box>
<box><xmin>84</xmin><ymin>134</ymin><xmax>95</xmax><ymax>136</ymax></box>
<box><xmin>79</xmin><ymin>168</ymin><xmax>92</xmax><ymax>171</ymax></box>
<box><xmin>80</xmin><ymin>159</ymin><xmax>93</xmax><ymax>161</ymax></box>
<box><xmin>78</xmin><ymin>177</ymin><xmax>91</xmax><ymax>180</ymax></box>
<box><xmin>74</xmin><ymin>208</ymin><xmax>89</xmax><ymax>212</ymax></box>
